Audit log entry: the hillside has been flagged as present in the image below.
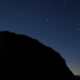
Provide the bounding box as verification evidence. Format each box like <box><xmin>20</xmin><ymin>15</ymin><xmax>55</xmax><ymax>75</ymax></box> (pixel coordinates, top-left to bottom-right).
<box><xmin>0</xmin><ymin>31</ymin><xmax>76</xmax><ymax>80</ymax></box>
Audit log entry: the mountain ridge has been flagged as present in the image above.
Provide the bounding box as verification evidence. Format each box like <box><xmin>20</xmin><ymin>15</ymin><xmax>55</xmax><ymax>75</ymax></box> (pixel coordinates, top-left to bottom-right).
<box><xmin>0</xmin><ymin>31</ymin><xmax>76</xmax><ymax>80</ymax></box>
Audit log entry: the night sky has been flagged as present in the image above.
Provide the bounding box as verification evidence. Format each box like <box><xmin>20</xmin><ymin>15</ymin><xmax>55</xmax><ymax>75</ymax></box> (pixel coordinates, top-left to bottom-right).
<box><xmin>0</xmin><ymin>0</ymin><xmax>80</xmax><ymax>75</ymax></box>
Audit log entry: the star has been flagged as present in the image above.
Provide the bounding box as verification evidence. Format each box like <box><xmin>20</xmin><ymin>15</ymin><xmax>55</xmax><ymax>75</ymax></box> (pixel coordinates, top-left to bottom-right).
<box><xmin>63</xmin><ymin>1</ymin><xmax>66</xmax><ymax>5</ymax></box>
<box><xmin>77</xmin><ymin>23</ymin><xmax>80</xmax><ymax>26</ymax></box>
<box><xmin>63</xmin><ymin>0</ymin><xmax>70</xmax><ymax>5</ymax></box>
<box><xmin>49</xmin><ymin>2</ymin><xmax>53</xmax><ymax>6</ymax></box>
<box><xmin>77</xmin><ymin>27</ymin><xmax>80</xmax><ymax>31</ymax></box>
<box><xmin>46</xmin><ymin>19</ymin><xmax>49</xmax><ymax>23</ymax></box>
<box><xmin>43</xmin><ymin>19</ymin><xmax>49</xmax><ymax>24</ymax></box>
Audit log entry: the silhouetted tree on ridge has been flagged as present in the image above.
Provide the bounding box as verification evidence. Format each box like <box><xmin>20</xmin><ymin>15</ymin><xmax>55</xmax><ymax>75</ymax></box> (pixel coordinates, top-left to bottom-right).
<box><xmin>0</xmin><ymin>31</ymin><xmax>76</xmax><ymax>80</ymax></box>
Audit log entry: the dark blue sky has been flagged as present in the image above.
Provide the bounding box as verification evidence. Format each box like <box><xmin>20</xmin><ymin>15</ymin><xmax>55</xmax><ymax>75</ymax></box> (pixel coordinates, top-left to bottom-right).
<box><xmin>0</xmin><ymin>0</ymin><xmax>80</xmax><ymax>75</ymax></box>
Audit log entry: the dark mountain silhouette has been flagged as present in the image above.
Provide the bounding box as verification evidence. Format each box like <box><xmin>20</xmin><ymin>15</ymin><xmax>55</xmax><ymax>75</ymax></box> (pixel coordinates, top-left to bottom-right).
<box><xmin>75</xmin><ymin>76</ymin><xmax>80</xmax><ymax>80</ymax></box>
<box><xmin>0</xmin><ymin>31</ymin><xmax>75</xmax><ymax>80</ymax></box>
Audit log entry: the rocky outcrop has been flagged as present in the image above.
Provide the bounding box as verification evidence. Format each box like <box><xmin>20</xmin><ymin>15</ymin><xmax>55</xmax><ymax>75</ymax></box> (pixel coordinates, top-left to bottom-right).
<box><xmin>0</xmin><ymin>31</ymin><xmax>75</xmax><ymax>80</ymax></box>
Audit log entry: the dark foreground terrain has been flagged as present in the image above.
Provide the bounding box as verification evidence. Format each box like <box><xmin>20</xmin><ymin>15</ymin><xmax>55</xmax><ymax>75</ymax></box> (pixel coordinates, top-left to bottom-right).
<box><xmin>0</xmin><ymin>31</ymin><xmax>76</xmax><ymax>80</ymax></box>
<box><xmin>75</xmin><ymin>76</ymin><xmax>80</xmax><ymax>80</ymax></box>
